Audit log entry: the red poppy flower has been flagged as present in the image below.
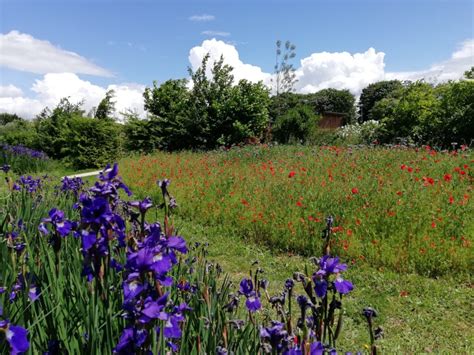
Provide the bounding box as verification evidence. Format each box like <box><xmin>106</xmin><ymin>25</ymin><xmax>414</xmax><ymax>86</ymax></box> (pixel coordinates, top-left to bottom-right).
<box><xmin>288</xmin><ymin>171</ymin><xmax>296</xmax><ymax>178</ymax></box>
<box><xmin>351</xmin><ymin>187</ymin><xmax>359</xmax><ymax>194</ymax></box>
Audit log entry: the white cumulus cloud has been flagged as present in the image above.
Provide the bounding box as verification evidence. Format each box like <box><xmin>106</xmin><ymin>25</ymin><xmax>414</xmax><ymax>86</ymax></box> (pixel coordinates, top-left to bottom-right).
<box><xmin>296</xmin><ymin>48</ymin><xmax>386</xmax><ymax>95</ymax></box>
<box><xmin>188</xmin><ymin>38</ymin><xmax>473</xmax><ymax>96</ymax></box>
<box><xmin>0</xmin><ymin>84</ymin><xmax>23</xmax><ymax>98</ymax></box>
<box><xmin>188</xmin><ymin>39</ymin><xmax>271</xmax><ymax>85</ymax></box>
<box><xmin>386</xmin><ymin>39</ymin><xmax>474</xmax><ymax>83</ymax></box>
<box><xmin>0</xmin><ymin>73</ymin><xmax>145</xmax><ymax>119</ymax></box>
<box><xmin>0</xmin><ymin>30</ymin><xmax>112</xmax><ymax>77</ymax></box>
<box><xmin>189</xmin><ymin>14</ymin><xmax>215</xmax><ymax>22</ymax></box>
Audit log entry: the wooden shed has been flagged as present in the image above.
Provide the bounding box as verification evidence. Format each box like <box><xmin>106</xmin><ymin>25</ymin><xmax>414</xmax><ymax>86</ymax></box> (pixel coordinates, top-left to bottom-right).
<box><xmin>318</xmin><ymin>112</ymin><xmax>346</xmax><ymax>129</ymax></box>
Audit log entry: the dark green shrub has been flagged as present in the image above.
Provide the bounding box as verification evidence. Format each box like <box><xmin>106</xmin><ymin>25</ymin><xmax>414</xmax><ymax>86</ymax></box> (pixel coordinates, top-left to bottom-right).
<box><xmin>62</xmin><ymin>116</ymin><xmax>123</xmax><ymax>169</ymax></box>
<box><xmin>272</xmin><ymin>104</ymin><xmax>320</xmax><ymax>143</ymax></box>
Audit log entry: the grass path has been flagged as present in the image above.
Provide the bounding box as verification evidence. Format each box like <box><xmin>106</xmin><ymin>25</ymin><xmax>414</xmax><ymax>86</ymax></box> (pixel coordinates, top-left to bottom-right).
<box><xmin>174</xmin><ymin>216</ymin><xmax>474</xmax><ymax>353</ymax></box>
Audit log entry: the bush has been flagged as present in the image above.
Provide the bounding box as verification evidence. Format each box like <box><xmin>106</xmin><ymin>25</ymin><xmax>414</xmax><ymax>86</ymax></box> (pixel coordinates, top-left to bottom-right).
<box><xmin>61</xmin><ymin>116</ymin><xmax>123</xmax><ymax>169</ymax></box>
<box><xmin>0</xmin><ymin>120</ymin><xmax>39</xmax><ymax>148</ymax></box>
<box><xmin>336</xmin><ymin>120</ymin><xmax>382</xmax><ymax>145</ymax></box>
<box><xmin>272</xmin><ymin>104</ymin><xmax>320</xmax><ymax>144</ymax></box>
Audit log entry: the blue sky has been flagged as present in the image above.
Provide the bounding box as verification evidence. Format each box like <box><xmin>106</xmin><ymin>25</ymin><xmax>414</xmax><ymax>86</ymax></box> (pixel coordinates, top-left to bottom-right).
<box><xmin>0</xmin><ymin>0</ymin><xmax>473</xmax><ymax>117</ymax></box>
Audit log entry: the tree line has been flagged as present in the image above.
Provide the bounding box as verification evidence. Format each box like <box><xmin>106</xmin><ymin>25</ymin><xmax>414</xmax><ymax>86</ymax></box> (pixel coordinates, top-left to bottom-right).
<box><xmin>1</xmin><ymin>52</ymin><xmax>472</xmax><ymax>168</ymax></box>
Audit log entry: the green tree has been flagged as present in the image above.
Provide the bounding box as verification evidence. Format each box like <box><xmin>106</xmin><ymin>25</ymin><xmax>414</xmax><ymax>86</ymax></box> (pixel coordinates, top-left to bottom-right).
<box><xmin>223</xmin><ymin>80</ymin><xmax>270</xmax><ymax>145</ymax></box>
<box><xmin>0</xmin><ymin>113</ymin><xmax>23</xmax><ymax>125</ymax></box>
<box><xmin>306</xmin><ymin>88</ymin><xmax>356</xmax><ymax>124</ymax></box>
<box><xmin>95</xmin><ymin>89</ymin><xmax>116</xmax><ymax>120</ymax></box>
<box><xmin>464</xmin><ymin>67</ymin><xmax>474</xmax><ymax>80</ymax></box>
<box><xmin>436</xmin><ymin>80</ymin><xmax>474</xmax><ymax>145</ymax></box>
<box><xmin>377</xmin><ymin>82</ymin><xmax>441</xmax><ymax>144</ymax></box>
<box><xmin>34</xmin><ymin>98</ymin><xmax>84</xmax><ymax>159</ymax></box>
<box><xmin>358</xmin><ymin>80</ymin><xmax>404</xmax><ymax>122</ymax></box>
<box><xmin>123</xmin><ymin>114</ymin><xmax>158</xmax><ymax>153</ymax></box>
<box><xmin>143</xmin><ymin>79</ymin><xmax>191</xmax><ymax>150</ymax></box>
<box><xmin>187</xmin><ymin>54</ymin><xmax>270</xmax><ymax>148</ymax></box>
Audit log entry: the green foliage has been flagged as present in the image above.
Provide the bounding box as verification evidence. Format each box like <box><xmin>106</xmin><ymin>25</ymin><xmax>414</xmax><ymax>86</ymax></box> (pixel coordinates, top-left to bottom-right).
<box><xmin>61</xmin><ymin>116</ymin><xmax>123</xmax><ymax>168</ymax></box>
<box><xmin>140</xmin><ymin>55</ymin><xmax>271</xmax><ymax>150</ymax></box>
<box><xmin>144</xmin><ymin>79</ymin><xmax>192</xmax><ymax>150</ymax></box>
<box><xmin>0</xmin><ymin>120</ymin><xmax>38</xmax><ymax>147</ymax></box>
<box><xmin>436</xmin><ymin>80</ymin><xmax>474</xmax><ymax>145</ymax></box>
<box><xmin>35</xmin><ymin>98</ymin><xmax>85</xmax><ymax>160</ymax></box>
<box><xmin>379</xmin><ymin>82</ymin><xmax>441</xmax><ymax>144</ymax></box>
<box><xmin>306</xmin><ymin>88</ymin><xmax>356</xmax><ymax>124</ymax></box>
<box><xmin>359</xmin><ymin>80</ymin><xmax>404</xmax><ymax>122</ymax></box>
<box><xmin>272</xmin><ymin>104</ymin><xmax>319</xmax><ymax>143</ymax></box>
<box><xmin>464</xmin><ymin>66</ymin><xmax>474</xmax><ymax>80</ymax></box>
<box><xmin>373</xmin><ymin>80</ymin><xmax>474</xmax><ymax>147</ymax></box>
<box><xmin>220</xmin><ymin>80</ymin><xmax>270</xmax><ymax>145</ymax></box>
<box><xmin>33</xmin><ymin>98</ymin><xmax>122</xmax><ymax>168</ymax></box>
<box><xmin>94</xmin><ymin>89</ymin><xmax>116</xmax><ymax>120</ymax></box>
<box><xmin>123</xmin><ymin>114</ymin><xmax>159</xmax><ymax>153</ymax></box>
<box><xmin>0</xmin><ymin>112</ymin><xmax>23</xmax><ymax>125</ymax></box>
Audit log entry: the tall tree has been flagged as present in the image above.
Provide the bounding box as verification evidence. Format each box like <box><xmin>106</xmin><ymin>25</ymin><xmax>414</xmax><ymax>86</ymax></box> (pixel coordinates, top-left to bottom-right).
<box><xmin>273</xmin><ymin>40</ymin><xmax>298</xmax><ymax>95</ymax></box>
<box><xmin>95</xmin><ymin>89</ymin><xmax>116</xmax><ymax>119</ymax></box>
<box><xmin>358</xmin><ymin>80</ymin><xmax>403</xmax><ymax>122</ymax></box>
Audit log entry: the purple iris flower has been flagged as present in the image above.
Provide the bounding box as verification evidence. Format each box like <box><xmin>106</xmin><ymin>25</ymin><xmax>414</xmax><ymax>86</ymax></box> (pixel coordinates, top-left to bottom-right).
<box><xmin>239</xmin><ymin>278</ymin><xmax>254</xmax><ymax>295</ymax></box>
<box><xmin>123</xmin><ymin>273</ymin><xmax>144</xmax><ymax>301</ymax></box>
<box><xmin>138</xmin><ymin>294</ymin><xmax>169</xmax><ymax>324</ymax></box>
<box><xmin>260</xmin><ymin>321</ymin><xmax>288</xmax><ymax>352</ymax></box>
<box><xmin>113</xmin><ymin>327</ymin><xmax>148</xmax><ymax>354</ymax></box>
<box><xmin>128</xmin><ymin>197</ymin><xmax>153</xmax><ymax>214</ymax></box>
<box><xmin>165</xmin><ymin>236</ymin><xmax>188</xmax><ymax>254</ymax></box>
<box><xmin>81</xmin><ymin>230</ymin><xmax>97</xmax><ymax>251</ymax></box>
<box><xmin>41</xmin><ymin>208</ymin><xmax>73</xmax><ymax>237</ymax></box>
<box><xmin>317</xmin><ymin>256</ymin><xmax>347</xmax><ymax>277</ymax></box>
<box><xmin>1</xmin><ymin>164</ymin><xmax>10</xmax><ymax>173</ymax></box>
<box><xmin>28</xmin><ymin>286</ymin><xmax>40</xmax><ymax>302</ymax></box>
<box><xmin>80</xmin><ymin>196</ymin><xmax>113</xmax><ymax>225</ymax></box>
<box><xmin>310</xmin><ymin>341</ymin><xmax>324</xmax><ymax>355</ymax></box>
<box><xmin>245</xmin><ymin>291</ymin><xmax>262</xmax><ymax>312</ymax></box>
<box><xmin>314</xmin><ymin>278</ymin><xmax>328</xmax><ymax>298</ymax></box>
<box><xmin>334</xmin><ymin>276</ymin><xmax>353</xmax><ymax>294</ymax></box>
<box><xmin>164</xmin><ymin>315</ymin><xmax>182</xmax><ymax>339</ymax></box>
<box><xmin>0</xmin><ymin>322</ymin><xmax>30</xmax><ymax>355</ymax></box>
<box><xmin>60</xmin><ymin>176</ymin><xmax>84</xmax><ymax>195</ymax></box>
<box><xmin>100</xmin><ymin>163</ymin><xmax>119</xmax><ymax>181</ymax></box>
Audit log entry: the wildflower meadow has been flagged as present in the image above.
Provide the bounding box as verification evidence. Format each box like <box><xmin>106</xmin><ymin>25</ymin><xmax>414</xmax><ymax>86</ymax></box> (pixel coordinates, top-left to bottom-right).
<box><xmin>0</xmin><ymin>144</ymin><xmax>472</xmax><ymax>354</ymax></box>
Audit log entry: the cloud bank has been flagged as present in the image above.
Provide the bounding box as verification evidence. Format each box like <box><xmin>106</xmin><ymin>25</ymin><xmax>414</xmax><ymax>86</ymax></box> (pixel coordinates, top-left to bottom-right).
<box><xmin>0</xmin><ymin>73</ymin><xmax>145</xmax><ymax>119</ymax></box>
<box><xmin>0</xmin><ymin>31</ymin><xmax>112</xmax><ymax>77</ymax></box>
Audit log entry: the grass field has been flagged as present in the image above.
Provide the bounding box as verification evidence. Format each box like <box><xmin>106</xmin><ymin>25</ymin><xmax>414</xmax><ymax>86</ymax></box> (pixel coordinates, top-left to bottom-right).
<box><xmin>115</xmin><ymin>144</ymin><xmax>474</xmax><ymax>353</ymax></box>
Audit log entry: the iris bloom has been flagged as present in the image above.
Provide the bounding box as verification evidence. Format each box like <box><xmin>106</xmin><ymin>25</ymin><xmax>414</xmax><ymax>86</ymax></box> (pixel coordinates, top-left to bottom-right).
<box><xmin>0</xmin><ymin>320</ymin><xmax>29</xmax><ymax>355</ymax></box>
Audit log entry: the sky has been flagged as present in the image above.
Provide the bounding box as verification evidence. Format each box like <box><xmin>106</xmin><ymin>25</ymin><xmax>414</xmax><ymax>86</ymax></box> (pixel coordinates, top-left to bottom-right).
<box><xmin>0</xmin><ymin>0</ymin><xmax>473</xmax><ymax>118</ymax></box>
